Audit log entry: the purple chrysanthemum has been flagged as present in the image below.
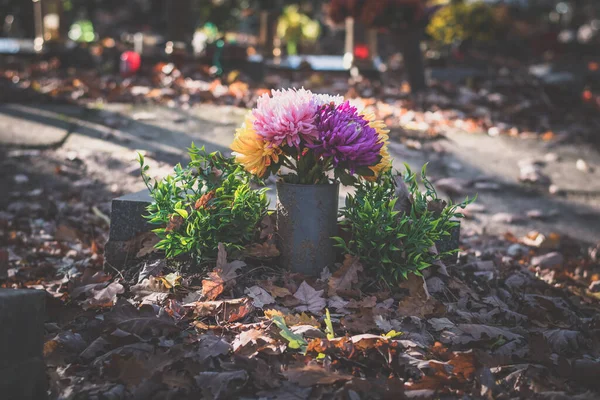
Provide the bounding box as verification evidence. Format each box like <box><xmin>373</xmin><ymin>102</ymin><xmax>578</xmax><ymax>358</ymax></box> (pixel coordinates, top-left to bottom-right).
<box><xmin>311</xmin><ymin>101</ymin><xmax>383</xmax><ymax>172</ymax></box>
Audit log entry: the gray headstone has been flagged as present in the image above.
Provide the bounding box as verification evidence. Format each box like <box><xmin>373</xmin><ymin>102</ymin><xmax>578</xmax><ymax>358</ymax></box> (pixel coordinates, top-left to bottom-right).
<box><xmin>104</xmin><ymin>189</ymin><xmax>153</xmax><ymax>269</ymax></box>
<box><xmin>0</xmin><ymin>289</ymin><xmax>47</xmax><ymax>399</ymax></box>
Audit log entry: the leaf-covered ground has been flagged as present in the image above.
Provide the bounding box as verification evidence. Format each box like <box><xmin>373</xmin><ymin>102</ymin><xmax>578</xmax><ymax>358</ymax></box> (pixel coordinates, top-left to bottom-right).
<box><xmin>2</xmin><ymin>144</ymin><xmax>600</xmax><ymax>400</ymax></box>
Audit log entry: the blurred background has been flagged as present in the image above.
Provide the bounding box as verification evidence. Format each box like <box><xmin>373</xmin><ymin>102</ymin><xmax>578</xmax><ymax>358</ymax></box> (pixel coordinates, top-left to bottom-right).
<box><xmin>1</xmin><ymin>0</ymin><xmax>600</xmax><ymax>247</ymax></box>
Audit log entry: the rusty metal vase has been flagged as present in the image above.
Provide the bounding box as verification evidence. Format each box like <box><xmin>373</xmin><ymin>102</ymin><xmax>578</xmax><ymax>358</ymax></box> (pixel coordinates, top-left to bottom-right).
<box><xmin>276</xmin><ymin>182</ymin><xmax>339</xmax><ymax>276</ymax></box>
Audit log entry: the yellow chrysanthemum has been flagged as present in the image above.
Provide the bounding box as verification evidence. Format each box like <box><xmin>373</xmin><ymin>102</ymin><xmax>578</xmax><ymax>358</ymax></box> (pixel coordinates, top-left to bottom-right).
<box><xmin>231</xmin><ymin>115</ymin><xmax>281</xmax><ymax>177</ymax></box>
<box><xmin>361</xmin><ymin>112</ymin><xmax>392</xmax><ymax>181</ymax></box>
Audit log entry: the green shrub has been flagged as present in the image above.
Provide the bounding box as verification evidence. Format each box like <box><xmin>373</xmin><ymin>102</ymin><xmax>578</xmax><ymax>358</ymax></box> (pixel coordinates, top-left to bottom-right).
<box><xmin>139</xmin><ymin>144</ymin><xmax>268</xmax><ymax>263</ymax></box>
<box><xmin>333</xmin><ymin>165</ymin><xmax>473</xmax><ymax>283</ymax></box>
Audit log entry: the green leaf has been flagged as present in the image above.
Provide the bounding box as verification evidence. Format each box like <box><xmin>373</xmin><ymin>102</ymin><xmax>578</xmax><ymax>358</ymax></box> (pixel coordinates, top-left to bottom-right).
<box><xmin>272</xmin><ymin>316</ymin><xmax>307</xmax><ymax>352</ymax></box>
<box><xmin>324</xmin><ymin>309</ymin><xmax>335</xmax><ymax>340</ymax></box>
<box><xmin>383</xmin><ymin>330</ymin><xmax>402</xmax><ymax>339</ymax></box>
<box><xmin>174</xmin><ymin>209</ymin><xmax>188</xmax><ymax>219</ymax></box>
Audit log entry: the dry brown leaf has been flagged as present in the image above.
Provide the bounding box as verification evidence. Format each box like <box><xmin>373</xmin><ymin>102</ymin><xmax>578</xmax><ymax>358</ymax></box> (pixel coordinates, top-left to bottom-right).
<box><xmin>259</xmin><ymin>280</ymin><xmax>292</xmax><ymax>298</ymax></box>
<box><xmin>245</xmin><ymin>242</ymin><xmax>280</xmax><ymax>258</ymax></box>
<box><xmin>189</xmin><ymin>297</ymin><xmax>254</xmax><ymax>323</ymax></box>
<box><xmin>264</xmin><ymin>309</ymin><xmax>320</xmax><ymax>327</ymax></box>
<box><xmin>201</xmin><ymin>243</ymin><xmax>246</xmax><ymax>301</ymax></box>
<box><xmin>341</xmin><ymin>309</ymin><xmax>377</xmax><ymax>333</ymax></box>
<box><xmin>165</xmin><ymin>214</ymin><xmax>184</xmax><ymax>232</ymax></box>
<box><xmin>283</xmin><ymin>364</ymin><xmax>352</xmax><ymax>387</ymax></box>
<box><xmin>346</xmin><ymin>296</ymin><xmax>378</xmax><ymax>309</ymax></box>
<box><xmin>397</xmin><ymin>274</ymin><xmax>446</xmax><ymax>318</ymax></box>
<box><xmin>82</xmin><ymin>281</ymin><xmax>124</xmax><ymax>310</ymax></box>
<box><xmin>328</xmin><ymin>255</ymin><xmax>363</xmax><ymax>296</ymax></box>
<box><xmin>135</xmin><ymin>234</ymin><xmax>160</xmax><ymax>258</ymax></box>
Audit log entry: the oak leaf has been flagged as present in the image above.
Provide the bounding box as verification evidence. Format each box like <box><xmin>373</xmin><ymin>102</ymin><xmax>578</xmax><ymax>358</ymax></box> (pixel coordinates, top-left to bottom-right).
<box><xmin>328</xmin><ymin>255</ymin><xmax>363</xmax><ymax>296</ymax></box>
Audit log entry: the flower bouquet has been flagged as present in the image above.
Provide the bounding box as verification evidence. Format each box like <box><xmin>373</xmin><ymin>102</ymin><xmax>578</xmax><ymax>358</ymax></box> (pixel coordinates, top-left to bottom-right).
<box><xmin>231</xmin><ymin>88</ymin><xmax>391</xmax><ymax>275</ymax></box>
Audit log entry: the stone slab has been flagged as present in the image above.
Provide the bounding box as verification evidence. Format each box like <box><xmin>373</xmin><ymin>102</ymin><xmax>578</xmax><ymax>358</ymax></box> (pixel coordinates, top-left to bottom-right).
<box><xmin>104</xmin><ymin>190</ymin><xmax>153</xmax><ymax>269</ymax></box>
<box><xmin>0</xmin><ymin>289</ymin><xmax>47</xmax><ymax>399</ymax></box>
<box><xmin>0</xmin><ymin>357</ymin><xmax>47</xmax><ymax>400</ymax></box>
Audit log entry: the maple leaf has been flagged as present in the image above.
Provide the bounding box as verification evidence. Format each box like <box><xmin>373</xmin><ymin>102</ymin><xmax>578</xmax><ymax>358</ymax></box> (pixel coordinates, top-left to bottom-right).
<box><xmin>328</xmin><ymin>255</ymin><xmax>363</xmax><ymax>296</ymax></box>
<box><xmin>293</xmin><ymin>281</ymin><xmax>326</xmax><ymax>314</ymax></box>
<box><xmin>244</xmin><ymin>285</ymin><xmax>275</xmax><ymax>308</ymax></box>
<box><xmin>202</xmin><ymin>243</ymin><xmax>246</xmax><ymax>301</ymax></box>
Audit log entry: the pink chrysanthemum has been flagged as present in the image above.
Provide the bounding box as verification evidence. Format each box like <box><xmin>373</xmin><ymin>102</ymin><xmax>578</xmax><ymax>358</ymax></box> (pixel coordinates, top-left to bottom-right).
<box><xmin>252</xmin><ymin>88</ymin><xmax>319</xmax><ymax>148</ymax></box>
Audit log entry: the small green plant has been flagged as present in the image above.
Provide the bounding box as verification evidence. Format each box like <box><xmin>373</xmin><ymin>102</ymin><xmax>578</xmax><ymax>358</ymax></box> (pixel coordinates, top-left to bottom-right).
<box><xmin>139</xmin><ymin>144</ymin><xmax>268</xmax><ymax>264</ymax></box>
<box><xmin>333</xmin><ymin>165</ymin><xmax>474</xmax><ymax>283</ymax></box>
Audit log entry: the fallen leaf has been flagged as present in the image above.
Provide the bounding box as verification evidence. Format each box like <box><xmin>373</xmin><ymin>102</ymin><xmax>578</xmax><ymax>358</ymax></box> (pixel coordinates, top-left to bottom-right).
<box><xmin>135</xmin><ymin>234</ymin><xmax>160</xmax><ymax>258</ymax></box>
<box><xmin>106</xmin><ymin>303</ymin><xmax>180</xmax><ymax>338</ymax></box>
<box><xmin>259</xmin><ymin>280</ymin><xmax>293</xmax><ymax>298</ymax></box>
<box><xmin>160</xmin><ymin>272</ymin><xmax>182</xmax><ymax>289</ymax></box>
<box><xmin>232</xmin><ymin>328</ymin><xmax>280</xmax><ymax>356</ymax></box>
<box><xmin>245</xmin><ymin>285</ymin><xmax>275</xmax><ymax>308</ymax></box>
<box><xmin>374</xmin><ymin>315</ymin><xmax>393</xmax><ymax>332</ymax></box>
<box><xmin>429</xmin><ymin>317</ymin><xmax>455</xmax><ymax>331</ymax></box>
<box><xmin>441</xmin><ymin>324</ymin><xmax>522</xmax><ymax>345</ymax></box>
<box><xmin>202</xmin><ymin>243</ymin><xmax>246</xmax><ymax>300</ymax></box>
<box><xmin>137</xmin><ymin>259</ymin><xmax>165</xmax><ymax>283</ymax></box>
<box><xmin>543</xmin><ymin>329</ymin><xmax>584</xmax><ymax>354</ymax></box>
<box><xmin>187</xmin><ymin>334</ymin><xmax>232</xmax><ymax>364</ymax></box>
<box><xmin>328</xmin><ymin>255</ymin><xmax>363</xmax><ymax>296</ymax></box>
<box><xmin>189</xmin><ymin>297</ymin><xmax>253</xmax><ymax>323</ymax></box>
<box><xmin>346</xmin><ymin>296</ymin><xmax>377</xmax><ymax>309</ymax></box>
<box><xmin>195</xmin><ymin>370</ymin><xmax>248</xmax><ymax>400</ymax></box>
<box><xmin>283</xmin><ymin>364</ymin><xmax>352</xmax><ymax>387</ymax></box>
<box><xmin>246</xmin><ymin>242</ymin><xmax>280</xmax><ymax>258</ymax></box>
<box><xmin>83</xmin><ymin>281</ymin><xmax>124</xmax><ymax>309</ymax></box>
<box><xmin>293</xmin><ymin>281</ymin><xmax>326</xmax><ymax>314</ymax></box>
<box><xmin>397</xmin><ymin>274</ymin><xmax>446</xmax><ymax>318</ymax></box>
<box><xmin>130</xmin><ymin>276</ymin><xmax>169</xmax><ymax>304</ymax></box>
<box><xmin>69</xmin><ymin>268</ymin><xmax>112</xmax><ymax>298</ymax></box>
<box><xmin>341</xmin><ymin>309</ymin><xmax>377</xmax><ymax>333</ymax></box>
<box><xmin>264</xmin><ymin>309</ymin><xmax>320</xmax><ymax>327</ymax></box>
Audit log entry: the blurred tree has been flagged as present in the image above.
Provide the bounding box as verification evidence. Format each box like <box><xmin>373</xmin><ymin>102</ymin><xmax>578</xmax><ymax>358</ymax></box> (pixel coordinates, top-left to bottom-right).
<box><xmin>426</xmin><ymin>0</ymin><xmax>500</xmax><ymax>45</ymax></box>
<box><xmin>329</xmin><ymin>0</ymin><xmax>427</xmax><ymax>92</ymax></box>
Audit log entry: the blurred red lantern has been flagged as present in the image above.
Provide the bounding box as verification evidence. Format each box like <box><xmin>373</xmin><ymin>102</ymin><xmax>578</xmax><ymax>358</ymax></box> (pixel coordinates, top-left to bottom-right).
<box><xmin>120</xmin><ymin>51</ymin><xmax>141</xmax><ymax>77</ymax></box>
<box><xmin>353</xmin><ymin>44</ymin><xmax>370</xmax><ymax>60</ymax></box>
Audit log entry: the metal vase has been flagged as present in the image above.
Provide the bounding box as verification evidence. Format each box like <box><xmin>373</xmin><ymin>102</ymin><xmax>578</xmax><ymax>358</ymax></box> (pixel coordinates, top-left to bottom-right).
<box><xmin>276</xmin><ymin>182</ymin><xmax>339</xmax><ymax>276</ymax></box>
